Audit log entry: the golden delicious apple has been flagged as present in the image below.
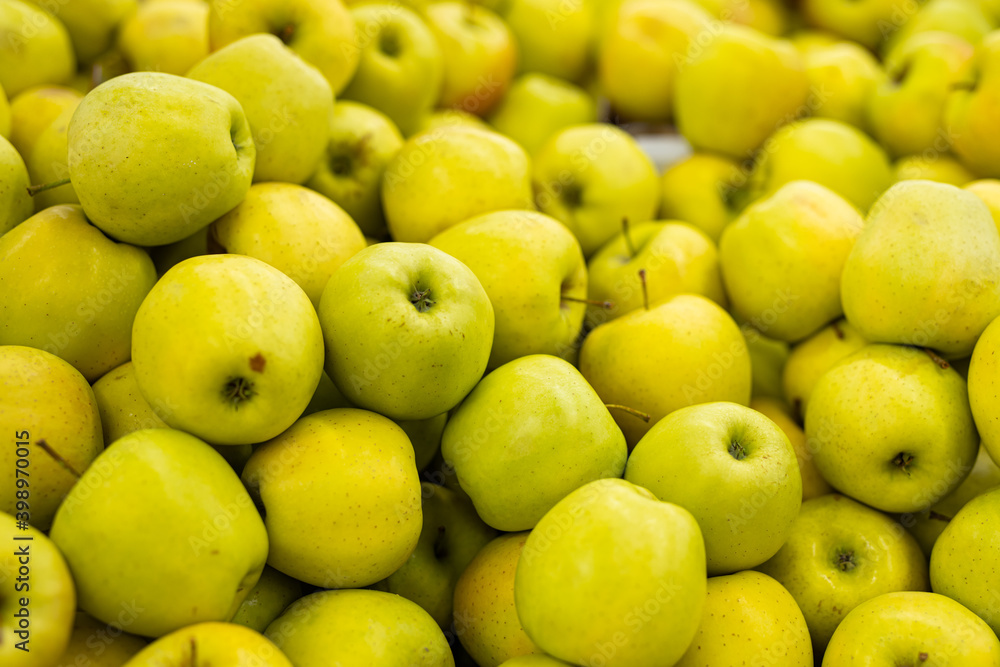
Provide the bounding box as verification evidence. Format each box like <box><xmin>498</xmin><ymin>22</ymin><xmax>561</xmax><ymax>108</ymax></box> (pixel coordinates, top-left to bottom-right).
<box><xmin>91</xmin><ymin>361</ymin><xmax>169</xmax><ymax>445</ymax></box>
<box><xmin>804</xmin><ymin>41</ymin><xmax>884</xmax><ymax>130</ymax></box>
<box><xmin>117</xmin><ymin>0</ymin><xmax>209</xmax><ymax>75</ymax></box>
<box><xmin>751</xmin><ymin>396</ymin><xmax>833</xmax><ymax>500</ymax></box>
<box><xmin>8</xmin><ymin>85</ymin><xmax>81</xmax><ymax>158</ymax></box>
<box><xmin>744</xmin><ymin>330</ymin><xmax>789</xmax><ymax>399</ymax></box>
<box><xmin>946</xmin><ymin>31</ymin><xmax>1000</xmax><ymax>177</ymax></box>
<box><xmin>0</xmin><ymin>0</ymin><xmax>75</xmax><ymax>96</ymax></box>
<box><xmin>782</xmin><ymin>318</ymin><xmax>867</xmax><ymax>419</ymax></box>
<box><xmin>970</xmin><ymin>314</ymin><xmax>1000</xmax><ymax>464</ymax></box>
<box><xmin>230</xmin><ymin>566</ymin><xmax>304</xmax><ymax>633</ymax></box>
<box><xmin>800</xmin><ymin>0</ymin><xmax>917</xmax><ymax>50</ymax></box>
<box><xmin>54</xmin><ymin>611</ymin><xmax>147</xmax><ymax>666</ymax></box>
<box><xmin>26</xmin><ymin>103</ymin><xmax>78</xmax><ymax>211</ymax></box>
<box><xmin>124</xmin><ymin>622</ymin><xmax>291</xmax><ymax>666</ymax></box>
<box><xmin>887</xmin><ymin>0</ymin><xmax>995</xmax><ymax>56</ymax></box>
<box><xmin>488</xmin><ymin>73</ymin><xmax>596</xmax><ymax>156</ymax></box>
<box><xmin>966</xmin><ymin>178</ymin><xmax>1000</xmax><ymax>229</ymax></box>
<box><xmin>32</xmin><ymin>0</ymin><xmax>136</xmax><ymax>65</ymax></box>
<box><xmin>893</xmin><ymin>153</ymin><xmax>976</xmax><ymax>184</ymax></box>
<box><xmin>659</xmin><ymin>152</ymin><xmax>744</xmax><ymax>242</ymax></box>
<box><xmin>0</xmin><ymin>135</ymin><xmax>31</xmax><ymax>234</ymax></box>
<box><xmin>502</xmin><ymin>0</ymin><xmax>593</xmax><ymax>83</ymax></box>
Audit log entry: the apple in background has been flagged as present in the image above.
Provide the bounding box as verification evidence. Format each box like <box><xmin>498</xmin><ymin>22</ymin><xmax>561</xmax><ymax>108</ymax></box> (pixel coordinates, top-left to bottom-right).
<box><xmin>585</xmin><ymin>220</ymin><xmax>727</xmax><ymax>325</ymax></box>
<box><xmin>0</xmin><ymin>0</ymin><xmax>76</xmax><ymax>97</ymax></box>
<box><xmin>429</xmin><ymin>210</ymin><xmax>588</xmax><ymax>369</ymax></box>
<box><xmin>720</xmin><ymin>181</ymin><xmax>865</xmax><ymax>343</ymax></box>
<box><xmin>758</xmin><ymin>494</ymin><xmax>929</xmax><ymax>652</ymax></box>
<box><xmin>502</xmin><ymin>0</ymin><xmax>593</xmax><ymax>83</ymax></box>
<box><xmin>442</xmin><ymin>355</ymin><xmax>627</xmax><ymax>531</ymax></box>
<box><xmin>91</xmin><ymin>361</ymin><xmax>169</xmax><ymax>445</ymax></box>
<box><xmin>579</xmin><ymin>294</ymin><xmax>752</xmax><ymax>449</ymax></box>
<box><xmin>694</xmin><ymin>0</ymin><xmax>790</xmax><ymax>35</ymax></box>
<box><xmin>117</xmin><ymin>0</ymin><xmax>209</xmax><ymax>75</ymax></box>
<box><xmin>806</xmin><ymin>344</ymin><xmax>978</xmax><ymax>514</ymax></box>
<box><xmin>626</xmin><ymin>402</ymin><xmax>802</xmax><ymax>575</ymax></box>
<box><xmin>966</xmin><ymin>178</ymin><xmax>1000</xmax><ymax>229</ymax></box>
<box><xmin>1</xmin><ymin>511</ymin><xmax>76</xmax><ymax>667</ymax></box>
<box><xmin>211</xmin><ymin>182</ymin><xmax>367</xmax><ymax>307</ymax></box>
<box><xmin>30</xmin><ymin>0</ymin><xmax>136</xmax><ymax>65</ymax></box>
<box><xmin>970</xmin><ymin>315</ymin><xmax>1000</xmax><ymax>465</ymax></box>
<box><xmin>782</xmin><ymin>318</ymin><xmax>867</xmax><ymax>420</ymax></box>
<box><xmin>26</xmin><ymin>104</ymin><xmax>79</xmax><ymax>210</ymax></box>
<box><xmin>532</xmin><ymin>123</ymin><xmax>660</xmax><ymax>257</ymax></box>
<box><xmin>208</xmin><ymin>0</ymin><xmax>358</xmax><ymax>94</ymax></box>
<box><xmin>188</xmin><ymin>34</ymin><xmax>333</xmax><ymax>185</ymax></box>
<box><xmin>131</xmin><ymin>255</ymin><xmax>324</xmax><ymax>446</ymax></box>
<box><xmin>340</xmin><ymin>3</ymin><xmax>443</xmax><ymax>137</ymax></box>
<box><xmin>488</xmin><ymin>73</ymin><xmax>596</xmax><ymax>157</ymax></box>
<box><xmin>744</xmin><ymin>331</ymin><xmax>789</xmax><ymax>400</ymax></box>
<box><xmin>868</xmin><ymin>31</ymin><xmax>975</xmax><ymax>159</ymax></box>
<box><xmin>886</xmin><ymin>0</ymin><xmax>995</xmax><ymax>57</ymax></box>
<box><xmin>803</xmin><ymin>41</ymin><xmax>884</xmax><ymax>130</ymax></box>
<box><xmin>0</xmin><ymin>205</ymin><xmax>157</xmax><ymax>382</ymax></box>
<box><xmin>799</xmin><ymin>0</ymin><xmax>915</xmax><ymax>50</ymax></box>
<box><xmin>893</xmin><ymin>153</ymin><xmax>976</xmax><ymax>185</ymax></box>
<box><xmin>424</xmin><ymin>1</ymin><xmax>516</xmax><ymax>116</ymax></box>
<box><xmin>674</xmin><ymin>572</ymin><xmax>812</xmax><ymax>666</ymax></box>
<box><xmin>54</xmin><ymin>611</ymin><xmax>148</xmax><ymax>665</ymax></box>
<box><xmin>306</xmin><ymin>101</ymin><xmax>403</xmax><ymax>239</ymax></box>
<box><xmin>412</xmin><ymin>108</ymin><xmax>490</xmax><ymax>134</ymax></box>
<box><xmin>514</xmin><ymin>479</ymin><xmax>706</xmax><ymax>667</ymax></box>
<box><xmin>746</xmin><ymin>119</ymin><xmax>893</xmax><ymax>213</ymax></box>
<box><xmin>598</xmin><ymin>0</ymin><xmax>712</xmax><ymax>123</ymax></box>
<box><xmin>841</xmin><ymin>180</ymin><xmax>1000</xmax><ymax>358</ymax></box>
<box><xmin>0</xmin><ymin>136</ymin><xmax>32</xmax><ymax>234</ymax></box>
<box><xmin>242</xmin><ymin>409</ymin><xmax>422</xmax><ymax>589</ymax></box>
<box><xmin>319</xmin><ymin>243</ymin><xmax>494</xmax><ymax>420</ymax></box>
<box><xmin>383</xmin><ymin>126</ymin><xmax>532</xmax><ymax>243</ymax></box>
<box><xmin>67</xmin><ymin>72</ymin><xmax>255</xmax><ymax>246</ymax></box>
<box><xmin>397</xmin><ymin>413</ymin><xmax>447</xmax><ymax>472</ymax></box>
<box><xmin>453</xmin><ymin>533</ymin><xmax>543</xmax><ymax>667</ymax></box>
<box><xmin>230</xmin><ymin>566</ymin><xmax>305</xmax><ymax>633</ymax></box>
<box><xmin>7</xmin><ymin>85</ymin><xmax>81</xmax><ymax>159</ymax></box>
<box><xmin>498</xmin><ymin>658</ymin><xmax>571</xmax><ymax>667</ymax></box>
<box><xmin>50</xmin><ymin>429</ymin><xmax>269</xmax><ymax>638</ymax></box>
<box><xmin>122</xmin><ymin>622</ymin><xmax>292</xmax><ymax>667</ymax></box>
<box><xmin>751</xmin><ymin>397</ymin><xmax>833</xmax><ymax>500</ymax></box>
<box><xmin>659</xmin><ymin>152</ymin><xmax>744</xmax><ymax>242</ymax></box>
<box><xmin>0</xmin><ymin>346</ymin><xmax>103</xmax><ymax>530</ymax></box>
<box><xmin>946</xmin><ymin>31</ymin><xmax>1000</xmax><ymax>177</ymax></box>
<box><xmin>673</xmin><ymin>24</ymin><xmax>809</xmax><ymax>160</ymax></box>
<box><xmin>376</xmin><ymin>483</ymin><xmax>497</xmax><ymax>627</ymax></box>
<box><xmin>824</xmin><ymin>592</ymin><xmax>1000</xmax><ymax>666</ymax></box>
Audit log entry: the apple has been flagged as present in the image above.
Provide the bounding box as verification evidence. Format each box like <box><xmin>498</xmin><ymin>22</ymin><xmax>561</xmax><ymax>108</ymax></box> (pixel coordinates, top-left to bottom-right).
<box><xmin>131</xmin><ymin>254</ymin><xmax>324</xmax><ymax>446</ymax></box>
<box><xmin>659</xmin><ymin>152</ymin><xmax>744</xmax><ymax>242</ymax></box>
<box><xmin>502</xmin><ymin>0</ymin><xmax>593</xmax><ymax>83</ymax></box>
<box><xmin>50</xmin><ymin>428</ymin><xmax>269</xmax><ymax>638</ymax></box>
<box><xmin>117</xmin><ymin>0</ymin><xmax>209</xmax><ymax>75</ymax></box>
<box><xmin>91</xmin><ymin>361</ymin><xmax>170</xmax><ymax>445</ymax></box>
<box><xmin>799</xmin><ymin>0</ymin><xmax>916</xmax><ymax>50</ymax></box>
<box><xmin>0</xmin><ymin>0</ymin><xmax>75</xmax><ymax>97</ymax></box>
<box><xmin>803</xmin><ymin>41</ymin><xmax>884</xmax><ymax>130</ymax></box>
<box><xmin>397</xmin><ymin>413</ymin><xmax>447</xmax><ymax>472</ymax></box>
<box><xmin>0</xmin><ymin>135</ymin><xmax>31</xmax><ymax>234</ymax></box>
<box><xmin>122</xmin><ymin>622</ymin><xmax>292</xmax><ymax>666</ymax></box>
<box><xmin>487</xmin><ymin>73</ymin><xmax>596</xmax><ymax>157</ymax></box>
<box><xmin>54</xmin><ymin>611</ymin><xmax>147</xmax><ymax>665</ymax></box>
<box><xmin>970</xmin><ymin>315</ymin><xmax>1000</xmax><ymax>466</ymax></box>
<box><xmin>966</xmin><ymin>178</ymin><xmax>1000</xmax><ymax>230</ymax></box>
<box><xmin>7</xmin><ymin>84</ymin><xmax>80</xmax><ymax>160</ymax></box>
<box><xmin>751</xmin><ymin>396</ymin><xmax>833</xmax><ymax>500</ymax></box>
<box><xmin>946</xmin><ymin>31</ymin><xmax>1000</xmax><ymax>177</ymax></box>
<box><xmin>25</xmin><ymin>102</ymin><xmax>78</xmax><ymax>211</ymax></box>
<box><xmin>230</xmin><ymin>566</ymin><xmax>304</xmax><ymax>633</ymax></box>
<box><xmin>886</xmin><ymin>0</ymin><xmax>995</xmax><ymax>56</ymax></box>
<box><xmin>782</xmin><ymin>318</ymin><xmax>867</xmax><ymax>419</ymax></box>
<box><xmin>744</xmin><ymin>330</ymin><xmax>790</xmax><ymax>400</ymax></box>
<box><xmin>893</xmin><ymin>153</ymin><xmax>976</xmax><ymax>185</ymax></box>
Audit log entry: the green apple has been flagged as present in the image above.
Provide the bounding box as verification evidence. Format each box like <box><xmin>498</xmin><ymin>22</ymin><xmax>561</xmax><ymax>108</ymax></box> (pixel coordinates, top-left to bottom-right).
<box><xmin>50</xmin><ymin>428</ymin><xmax>269</xmax><ymax>638</ymax></box>
<box><xmin>147</xmin><ymin>226</ymin><xmax>210</xmax><ymax>277</ymax></box>
<box><xmin>488</xmin><ymin>73</ymin><xmax>596</xmax><ymax>157</ymax></box>
<box><xmin>211</xmin><ymin>182</ymin><xmax>366</xmax><ymax>307</ymax></box>
<box><xmin>746</xmin><ymin>332</ymin><xmax>790</xmax><ymax>400</ymax></box>
<box><xmin>659</xmin><ymin>152</ymin><xmax>744</xmax><ymax>242</ymax></box>
<box><xmin>824</xmin><ymin>591</ymin><xmax>1000</xmax><ymax>666</ymax></box>
<box><xmin>694</xmin><ymin>0</ymin><xmax>790</xmax><ymax>35</ymax></box>
<box><xmin>746</xmin><ymin>119</ymin><xmax>893</xmax><ymax>212</ymax></box>
<box><xmin>930</xmin><ymin>486</ymin><xmax>1000</xmax><ymax>634</ymax></box>
<box><xmin>188</xmin><ymin>34</ymin><xmax>333</xmax><ymax>184</ymax></box>
<box><xmin>0</xmin><ymin>0</ymin><xmax>75</xmax><ymax>96</ymax></box>
<box><xmin>424</xmin><ymin>1</ymin><xmax>516</xmax><ymax>116</ymax></box>
<box><xmin>376</xmin><ymin>483</ymin><xmax>497</xmax><ymax>627</ymax></box>
<box><xmin>453</xmin><ymin>533</ymin><xmax>542</xmax><ymax>667</ymax></box>
<box><xmin>67</xmin><ymin>72</ymin><xmax>256</xmax><ymax>246</ymax></box>
<box><xmin>893</xmin><ymin>153</ymin><xmax>976</xmax><ymax>184</ymax></box>
<box><xmin>751</xmin><ymin>396</ymin><xmax>833</xmax><ymax>500</ymax></box>
<box><xmin>720</xmin><ymin>180</ymin><xmax>864</xmax><ymax>343</ymax></box>
<box><xmin>117</xmin><ymin>0</ymin><xmax>209</xmax><ymax>75</ymax></box>
<box><xmin>382</xmin><ymin>125</ymin><xmax>532</xmax><ymax>243</ymax></box>
<box><xmin>442</xmin><ymin>354</ymin><xmax>627</xmax><ymax>531</ymax></box>
<box><xmin>0</xmin><ymin>135</ymin><xmax>31</xmax><ymax>234</ymax></box>
<box><xmin>946</xmin><ymin>31</ymin><xmax>1000</xmax><ymax>177</ymax></box>
<box><xmin>502</xmin><ymin>0</ymin><xmax>593</xmax><ymax>83</ymax></box>
<box><xmin>242</xmin><ymin>408</ymin><xmax>421</xmax><ymax>588</ymax></box>
<box><xmin>674</xmin><ymin>571</ymin><xmax>812</xmax><ymax>666</ymax></box>
<box><xmin>265</xmin><ymin>589</ymin><xmax>454</xmax><ymax>666</ymax></box>
<box><xmin>0</xmin><ymin>345</ymin><xmax>103</xmax><ymax>530</ymax></box>
<box><xmin>674</xmin><ymin>24</ymin><xmax>809</xmax><ymax>160</ymax></box>
<box><xmin>782</xmin><ymin>318</ymin><xmax>867</xmax><ymax>419</ymax></box>
<box><xmin>8</xmin><ymin>84</ymin><xmax>81</xmax><ymax>158</ymax></box>
<box><xmin>1</xmin><ymin>511</ymin><xmax>76</xmax><ymax>666</ymax></box>
<box><xmin>340</xmin><ymin>3</ymin><xmax>443</xmax><ymax>137</ymax></box>
<box><xmin>318</xmin><ymin>242</ymin><xmax>493</xmax><ymax>420</ymax></box>
<box><xmin>0</xmin><ymin>204</ymin><xmax>157</xmax><ymax>381</ymax></box>
<box><xmin>887</xmin><ymin>0</ymin><xmax>996</xmax><ymax>56</ymax></box>
<box><xmin>54</xmin><ymin>611</ymin><xmax>147</xmax><ymax>666</ymax></box>
<box><xmin>515</xmin><ymin>478</ymin><xmax>706</xmax><ymax>667</ymax></box>
<box><xmin>966</xmin><ymin>178</ymin><xmax>1000</xmax><ymax>230</ymax></box>
<box><xmin>429</xmin><ymin>209</ymin><xmax>587</xmax><ymax>369</ymax></box>
<box><xmin>397</xmin><ymin>412</ymin><xmax>447</xmax><ymax>471</ymax></box>
<box><xmin>230</xmin><ymin>566</ymin><xmax>304</xmax><ymax>633</ymax></box>
<box><xmin>305</xmin><ymin>101</ymin><xmax>404</xmax><ymax>239</ymax></box>
<box><xmin>970</xmin><ymin>315</ymin><xmax>1000</xmax><ymax>464</ymax></box>
<box><xmin>586</xmin><ymin>220</ymin><xmax>727</xmax><ymax>326</ymax></box>
<box><xmin>758</xmin><ymin>494</ymin><xmax>930</xmax><ymax>651</ymax></box>
<box><xmin>841</xmin><ymin>180</ymin><xmax>1000</xmax><ymax>358</ymax></box>
<box><xmin>800</xmin><ymin>0</ymin><xmax>916</xmax><ymax>49</ymax></box>
<box><xmin>208</xmin><ymin>0</ymin><xmax>358</xmax><ymax>94</ymax></box>
<box><xmin>533</xmin><ymin>123</ymin><xmax>660</xmax><ymax>256</ymax></box>
<box><xmin>301</xmin><ymin>371</ymin><xmax>355</xmax><ymax>416</ymax></box>
<box><xmin>803</xmin><ymin>41</ymin><xmax>884</xmax><ymax>130</ymax></box>
<box><xmin>806</xmin><ymin>344</ymin><xmax>978</xmax><ymax>513</ymax></box>
<box><xmin>906</xmin><ymin>445</ymin><xmax>1000</xmax><ymax>557</ymax></box>
<box><xmin>869</xmin><ymin>31</ymin><xmax>975</xmax><ymax>159</ymax></box>
<box><xmin>26</xmin><ymin>103</ymin><xmax>78</xmax><ymax>211</ymax></box>
<box><xmin>91</xmin><ymin>361</ymin><xmax>170</xmax><ymax>445</ymax></box>
<box><xmin>626</xmin><ymin>402</ymin><xmax>802</xmax><ymax>574</ymax></box>
<box><xmin>131</xmin><ymin>254</ymin><xmax>324</xmax><ymax>445</ymax></box>
<box><xmin>579</xmin><ymin>294</ymin><xmax>752</xmax><ymax>448</ymax></box>
<box><xmin>30</xmin><ymin>0</ymin><xmax>136</xmax><ymax>65</ymax></box>
<box><xmin>123</xmin><ymin>622</ymin><xmax>291</xmax><ymax>666</ymax></box>
<box><xmin>598</xmin><ymin>0</ymin><xmax>712</xmax><ymax>123</ymax></box>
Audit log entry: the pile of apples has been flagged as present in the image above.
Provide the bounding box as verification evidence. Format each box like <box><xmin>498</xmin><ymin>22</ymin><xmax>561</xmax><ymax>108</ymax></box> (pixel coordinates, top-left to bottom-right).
<box><xmin>6</xmin><ymin>0</ymin><xmax>1000</xmax><ymax>664</ymax></box>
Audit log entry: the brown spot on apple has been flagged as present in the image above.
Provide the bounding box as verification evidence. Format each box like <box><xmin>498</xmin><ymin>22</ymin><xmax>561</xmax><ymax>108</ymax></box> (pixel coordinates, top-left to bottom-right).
<box><xmin>249</xmin><ymin>353</ymin><xmax>266</xmax><ymax>373</ymax></box>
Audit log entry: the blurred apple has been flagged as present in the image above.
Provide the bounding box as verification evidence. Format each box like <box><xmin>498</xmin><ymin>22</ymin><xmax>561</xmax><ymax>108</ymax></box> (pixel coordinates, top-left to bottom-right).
<box><xmin>803</xmin><ymin>41</ymin><xmax>884</xmax><ymax>130</ymax></box>
<box><xmin>123</xmin><ymin>622</ymin><xmax>291</xmax><ymax>666</ymax></box>
<box><xmin>782</xmin><ymin>319</ymin><xmax>868</xmax><ymax>419</ymax></box>
<box><xmin>966</xmin><ymin>178</ymin><xmax>1000</xmax><ymax>229</ymax></box>
<box><xmin>0</xmin><ymin>0</ymin><xmax>75</xmax><ymax>96</ymax></box>
<box><xmin>118</xmin><ymin>0</ymin><xmax>209</xmax><ymax>75</ymax></box>
<box><xmin>893</xmin><ymin>153</ymin><xmax>976</xmax><ymax>184</ymax></box>
<box><xmin>800</xmin><ymin>0</ymin><xmax>916</xmax><ymax>50</ymax></box>
<box><xmin>7</xmin><ymin>85</ymin><xmax>81</xmax><ymax>159</ymax></box>
<box><xmin>488</xmin><ymin>73</ymin><xmax>596</xmax><ymax>156</ymax></box>
<box><xmin>659</xmin><ymin>152</ymin><xmax>745</xmax><ymax>242</ymax></box>
<box><xmin>54</xmin><ymin>611</ymin><xmax>147</xmax><ymax>665</ymax></box>
<box><xmin>946</xmin><ymin>31</ymin><xmax>1000</xmax><ymax>177</ymax></box>
<box><xmin>230</xmin><ymin>566</ymin><xmax>304</xmax><ymax>633</ymax></box>
<box><xmin>502</xmin><ymin>0</ymin><xmax>593</xmax><ymax>82</ymax></box>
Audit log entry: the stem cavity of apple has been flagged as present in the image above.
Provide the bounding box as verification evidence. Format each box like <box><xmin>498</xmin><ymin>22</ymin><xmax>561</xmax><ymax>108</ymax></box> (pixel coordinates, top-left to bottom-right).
<box><xmin>411</xmin><ymin>287</ymin><xmax>435</xmax><ymax>312</ymax></box>
<box><xmin>223</xmin><ymin>376</ymin><xmax>255</xmax><ymax>409</ymax></box>
<box><xmin>893</xmin><ymin>451</ymin><xmax>915</xmax><ymax>476</ymax></box>
<box><xmin>604</xmin><ymin>404</ymin><xmax>651</xmax><ymax>422</ymax></box>
<box><xmin>835</xmin><ymin>549</ymin><xmax>857</xmax><ymax>572</ymax></box>
<box><xmin>728</xmin><ymin>440</ymin><xmax>747</xmax><ymax>461</ymax></box>
<box><xmin>35</xmin><ymin>439</ymin><xmax>82</xmax><ymax>479</ymax></box>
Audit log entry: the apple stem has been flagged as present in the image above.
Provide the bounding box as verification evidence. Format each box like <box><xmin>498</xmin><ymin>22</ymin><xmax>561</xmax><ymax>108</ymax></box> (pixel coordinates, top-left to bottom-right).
<box><xmin>831</xmin><ymin>320</ymin><xmax>844</xmax><ymax>340</ymax></box>
<box><xmin>923</xmin><ymin>348</ymin><xmax>950</xmax><ymax>369</ymax></box>
<box><xmin>605</xmin><ymin>404</ymin><xmax>651</xmax><ymax>422</ymax></box>
<box><xmin>27</xmin><ymin>178</ymin><xmax>71</xmax><ymax>196</ymax></box>
<box><xmin>927</xmin><ymin>510</ymin><xmax>951</xmax><ymax>523</ymax></box>
<box><xmin>638</xmin><ymin>269</ymin><xmax>649</xmax><ymax>310</ymax></box>
<box><xmin>562</xmin><ymin>295</ymin><xmax>614</xmax><ymax>309</ymax></box>
<box><xmin>190</xmin><ymin>637</ymin><xmax>198</xmax><ymax>666</ymax></box>
<box><xmin>34</xmin><ymin>440</ymin><xmax>81</xmax><ymax>479</ymax></box>
<box><xmin>622</xmin><ymin>217</ymin><xmax>637</xmax><ymax>259</ymax></box>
